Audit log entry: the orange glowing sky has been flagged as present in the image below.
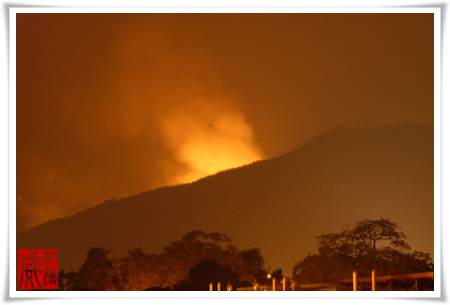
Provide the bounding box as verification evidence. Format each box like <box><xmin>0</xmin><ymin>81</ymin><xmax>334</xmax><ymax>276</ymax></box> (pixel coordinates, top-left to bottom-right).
<box><xmin>15</xmin><ymin>12</ymin><xmax>434</xmax><ymax>232</ymax></box>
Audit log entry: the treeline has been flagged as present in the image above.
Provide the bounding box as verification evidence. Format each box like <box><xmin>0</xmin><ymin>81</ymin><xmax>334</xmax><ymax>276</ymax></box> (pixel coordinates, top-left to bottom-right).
<box><xmin>292</xmin><ymin>218</ymin><xmax>433</xmax><ymax>284</ymax></box>
<box><xmin>58</xmin><ymin>230</ymin><xmax>274</xmax><ymax>291</ymax></box>
<box><xmin>58</xmin><ymin>219</ymin><xmax>434</xmax><ymax>291</ymax></box>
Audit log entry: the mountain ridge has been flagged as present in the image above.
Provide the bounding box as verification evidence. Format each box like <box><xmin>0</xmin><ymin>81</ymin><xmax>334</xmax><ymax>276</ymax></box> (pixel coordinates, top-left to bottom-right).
<box><xmin>17</xmin><ymin>123</ymin><xmax>434</xmax><ymax>274</ymax></box>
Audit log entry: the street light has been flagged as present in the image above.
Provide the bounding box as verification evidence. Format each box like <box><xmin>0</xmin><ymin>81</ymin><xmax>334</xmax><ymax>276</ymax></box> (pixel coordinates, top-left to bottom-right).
<box><xmin>267</xmin><ymin>273</ymin><xmax>276</xmax><ymax>291</ymax></box>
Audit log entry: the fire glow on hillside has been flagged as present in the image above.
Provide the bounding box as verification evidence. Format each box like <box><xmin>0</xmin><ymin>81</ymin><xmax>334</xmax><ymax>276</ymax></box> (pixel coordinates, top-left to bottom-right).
<box><xmin>159</xmin><ymin>104</ymin><xmax>266</xmax><ymax>185</ymax></box>
<box><xmin>15</xmin><ymin>12</ymin><xmax>435</xmax><ymax>241</ymax></box>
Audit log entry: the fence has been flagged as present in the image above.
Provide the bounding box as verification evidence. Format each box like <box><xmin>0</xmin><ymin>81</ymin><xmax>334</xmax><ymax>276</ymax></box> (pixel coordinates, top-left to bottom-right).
<box><xmin>340</xmin><ymin>270</ymin><xmax>434</xmax><ymax>291</ymax></box>
<box><xmin>221</xmin><ymin>271</ymin><xmax>434</xmax><ymax>291</ymax></box>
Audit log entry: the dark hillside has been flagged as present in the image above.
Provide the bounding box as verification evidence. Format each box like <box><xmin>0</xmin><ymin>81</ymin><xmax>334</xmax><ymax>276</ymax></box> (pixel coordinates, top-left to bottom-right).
<box><xmin>17</xmin><ymin>123</ymin><xmax>434</xmax><ymax>274</ymax></box>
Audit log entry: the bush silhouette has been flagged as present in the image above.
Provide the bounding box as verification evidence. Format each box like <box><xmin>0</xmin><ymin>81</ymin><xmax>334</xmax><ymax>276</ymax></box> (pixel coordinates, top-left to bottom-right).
<box><xmin>188</xmin><ymin>259</ymin><xmax>240</xmax><ymax>291</ymax></box>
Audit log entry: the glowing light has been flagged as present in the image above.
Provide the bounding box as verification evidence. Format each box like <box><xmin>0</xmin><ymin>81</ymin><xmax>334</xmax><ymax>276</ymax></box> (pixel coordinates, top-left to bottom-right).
<box><xmin>160</xmin><ymin>109</ymin><xmax>266</xmax><ymax>185</ymax></box>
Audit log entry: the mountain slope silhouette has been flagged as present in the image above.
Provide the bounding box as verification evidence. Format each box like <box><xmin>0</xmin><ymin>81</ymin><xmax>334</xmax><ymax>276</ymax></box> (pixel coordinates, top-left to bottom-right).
<box><xmin>17</xmin><ymin>123</ymin><xmax>434</xmax><ymax>274</ymax></box>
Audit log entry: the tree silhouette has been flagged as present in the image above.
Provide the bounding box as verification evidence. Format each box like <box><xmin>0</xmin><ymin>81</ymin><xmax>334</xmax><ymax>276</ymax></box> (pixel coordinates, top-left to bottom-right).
<box><xmin>187</xmin><ymin>259</ymin><xmax>240</xmax><ymax>291</ymax></box>
<box><xmin>76</xmin><ymin>247</ymin><xmax>119</xmax><ymax>290</ymax></box>
<box><xmin>68</xmin><ymin>231</ymin><xmax>269</xmax><ymax>290</ymax></box>
<box><xmin>293</xmin><ymin>218</ymin><xmax>432</xmax><ymax>284</ymax></box>
<box><xmin>238</xmin><ymin>247</ymin><xmax>267</xmax><ymax>283</ymax></box>
<box><xmin>271</xmin><ymin>268</ymin><xmax>284</xmax><ymax>281</ymax></box>
<box><xmin>115</xmin><ymin>248</ymin><xmax>160</xmax><ymax>290</ymax></box>
<box><xmin>161</xmin><ymin>230</ymin><xmax>244</xmax><ymax>287</ymax></box>
<box><xmin>317</xmin><ymin>218</ymin><xmax>410</xmax><ymax>270</ymax></box>
<box><xmin>58</xmin><ymin>270</ymin><xmax>77</xmax><ymax>290</ymax></box>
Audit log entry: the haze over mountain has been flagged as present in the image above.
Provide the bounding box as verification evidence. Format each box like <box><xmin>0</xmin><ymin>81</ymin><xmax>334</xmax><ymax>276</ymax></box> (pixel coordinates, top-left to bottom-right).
<box><xmin>17</xmin><ymin>123</ymin><xmax>434</xmax><ymax>274</ymax></box>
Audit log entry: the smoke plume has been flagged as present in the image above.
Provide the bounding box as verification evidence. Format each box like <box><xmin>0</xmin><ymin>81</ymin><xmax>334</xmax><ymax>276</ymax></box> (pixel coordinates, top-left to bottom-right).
<box><xmin>16</xmin><ymin>15</ymin><xmax>266</xmax><ymax>232</ymax></box>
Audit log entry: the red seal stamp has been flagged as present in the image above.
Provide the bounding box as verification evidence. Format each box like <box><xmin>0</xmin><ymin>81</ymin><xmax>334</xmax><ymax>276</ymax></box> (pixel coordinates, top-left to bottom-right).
<box><xmin>18</xmin><ymin>249</ymin><xmax>58</xmax><ymax>290</ymax></box>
